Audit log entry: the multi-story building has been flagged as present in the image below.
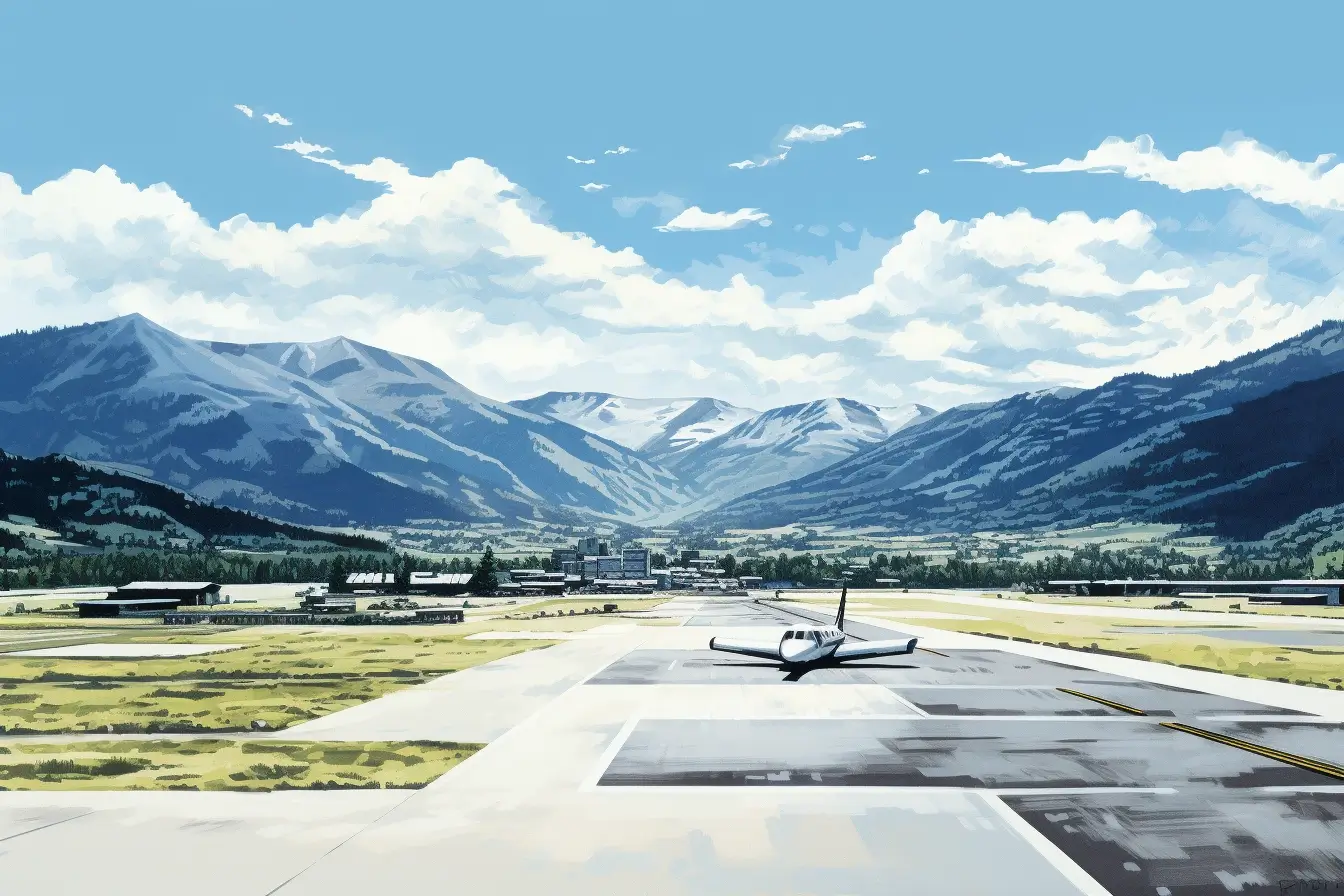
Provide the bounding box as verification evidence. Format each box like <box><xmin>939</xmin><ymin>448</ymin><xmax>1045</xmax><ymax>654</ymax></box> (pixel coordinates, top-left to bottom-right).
<box><xmin>679</xmin><ymin>549</ymin><xmax>701</xmax><ymax>565</ymax></box>
<box><xmin>621</xmin><ymin>548</ymin><xmax>650</xmax><ymax>578</ymax></box>
<box><xmin>551</xmin><ymin>548</ymin><xmax>579</xmax><ymax>570</ymax></box>
<box><xmin>577</xmin><ymin>536</ymin><xmax>609</xmax><ymax>557</ymax></box>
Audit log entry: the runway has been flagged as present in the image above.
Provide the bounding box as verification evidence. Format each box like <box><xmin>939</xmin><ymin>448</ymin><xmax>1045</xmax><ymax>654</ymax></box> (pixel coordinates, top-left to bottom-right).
<box><xmin>2</xmin><ymin>593</ymin><xmax>1343</xmax><ymax>895</ymax></box>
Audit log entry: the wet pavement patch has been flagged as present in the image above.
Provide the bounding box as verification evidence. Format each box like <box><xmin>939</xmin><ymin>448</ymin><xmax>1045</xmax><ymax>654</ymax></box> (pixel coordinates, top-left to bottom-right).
<box><xmin>1001</xmin><ymin>789</ymin><xmax>1344</xmax><ymax>896</ymax></box>
<box><xmin>597</xmin><ymin>718</ymin><xmax>1334</xmax><ymax>789</ymax></box>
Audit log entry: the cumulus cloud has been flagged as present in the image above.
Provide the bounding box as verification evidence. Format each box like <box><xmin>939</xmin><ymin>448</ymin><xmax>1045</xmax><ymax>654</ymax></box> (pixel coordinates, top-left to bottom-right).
<box><xmin>275</xmin><ymin>139</ymin><xmax>332</xmax><ymax>156</ymax></box>
<box><xmin>580</xmin><ymin>182</ymin><xmax>609</xmax><ymax>192</ymax></box>
<box><xmin>234</xmin><ymin>104</ymin><xmax>254</xmax><ymax>118</ymax></box>
<box><xmin>1027</xmin><ymin>134</ymin><xmax>1344</xmax><ymax>212</ymax></box>
<box><xmin>783</xmin><ymin>121</ymin><xmax>866</xmax><ymax>143</ymax></box>
<box><xmin>655</xmin><ymin>207</ymin><xmax>771</xmax><ymax>232</ymax></box>
<box><xmin>566</xmin><ymin>155</ymin><xmax>595</xmax><ymax>165</ymax></box>
<box><xmin>722</xmin><ymin>342</ymin><xmax>853</xmax><ymax>384</ymax></box>
<box><xmin>4</xmin><ymin>131</ymin><xmax>1344</xmax><ymax>410</ymax></box>
<box><xmin>858</xmin><ymin>155</ymin><xmax>876</xmax><ymax>162</ymax></box>
<box><xmin>918</xmin><ymin>168</ymin><xmax>930</xmax><ymax>175</ymax></box>
<box><xmin>262</xmin><ymin>112</ymin><xmax>292</xmax><ymax>126</ymax></box>
<box><xmin>604</xmin><ymin>145</ymin><xmax>633</xmax><ymax>155</ymax></box>
<box><xmin>956</xmin><ymin>153</ymin><xmax>1027</xmax><ymax>168</ymax></box>
<box><xmin>880</xmin><ymin>319</ymin><xmax>975</xmax><ymax>361</ymax></box>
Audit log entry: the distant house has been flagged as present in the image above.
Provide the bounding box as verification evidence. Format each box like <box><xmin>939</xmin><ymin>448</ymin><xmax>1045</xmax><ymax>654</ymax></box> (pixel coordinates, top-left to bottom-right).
<box><xmin>76</xmin><ymin>581</ymin><xmax>222</xmax><ymax>618</ymax></box>
<box><xmin>118</xmin><ymin>582</ymin><xmax>223</xmax><ymax>606</ymax></box>
<box><xmin>344</xmin><ymin>572</ymin><xmax>396</xmax><ymax>593</ymax></box>
<box><xmin>407</xmin><ymin>572</ymin><xmax>473</xmax><ymax>596</ymax></box>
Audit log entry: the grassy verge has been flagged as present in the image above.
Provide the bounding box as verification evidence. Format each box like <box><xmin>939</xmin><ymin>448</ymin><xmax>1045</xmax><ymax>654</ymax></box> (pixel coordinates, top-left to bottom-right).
<box><xmin>0</xmin><ymin>739</ymin><xmax>480</xmax><ymax>791</ymax></box>
<box><xmin>784</xmin><ymin>592</ymin><xmax>1344</xmax><ymax>690</ymax></box>
<box><xmin>0</xmin><ymin>628</ymin><xmax>555</xmax><ymax>734</ymax></box>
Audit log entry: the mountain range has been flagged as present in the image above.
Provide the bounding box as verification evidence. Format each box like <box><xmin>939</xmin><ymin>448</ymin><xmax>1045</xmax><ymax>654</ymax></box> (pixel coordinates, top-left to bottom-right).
<box><xmin>514</xmin><ymin>392</ymin><xmax>935</xmax><ymax>510</ymax></box>
<box><xmin>0</xmin><ymin>315</ymin><xmax>692</xmax><ymax>527</ymax></box>
<box><xmin>7</xmin><ymin>313</ymin><xmax>1344</xmax><ymax>543</ymax></box>
<box><xmin>700</xmin><ymin>321</ymin><xmax>1344</xmax><ymax>540</ymax></box>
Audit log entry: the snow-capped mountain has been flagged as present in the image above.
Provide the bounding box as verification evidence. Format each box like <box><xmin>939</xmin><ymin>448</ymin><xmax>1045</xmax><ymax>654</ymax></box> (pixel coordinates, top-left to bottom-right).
<box><xmin>510</xmin><ymin>392</ymin><xmax>758</xmax><ymax>460</ymax></box>
<box><xmin>701</xmin><ymin>321</ymin><xmax>1344</xmax><ymax>539</ymax></box>
<box><xmin>0</xmin><ymin>315</ymin><xmax>695</xmax><ymax>526</ymax></box>
<box><xmin>667</xmin><ymin>397</ymin><xmax>937</xmax><ymax>510</ymax></box>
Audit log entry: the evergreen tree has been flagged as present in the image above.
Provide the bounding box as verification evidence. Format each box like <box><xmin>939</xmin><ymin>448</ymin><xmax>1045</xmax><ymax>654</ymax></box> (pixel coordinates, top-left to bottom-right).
<box><xmin>329</xmin><ymin>554</ymin><xmax>348</xmax><ymax>592</ymax></box>
<box><xmin>469</xmin><ymin>547</ymin><xmax>499</xmax><ymax>596</ymax></box>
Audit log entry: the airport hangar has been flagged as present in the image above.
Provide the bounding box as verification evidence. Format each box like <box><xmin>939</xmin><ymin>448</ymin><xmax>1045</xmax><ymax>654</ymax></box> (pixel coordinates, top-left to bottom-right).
<box><xmin>1048</xmin><ymin>578</ymin><xmax>1344</xmax><ymax>605</ymax></box>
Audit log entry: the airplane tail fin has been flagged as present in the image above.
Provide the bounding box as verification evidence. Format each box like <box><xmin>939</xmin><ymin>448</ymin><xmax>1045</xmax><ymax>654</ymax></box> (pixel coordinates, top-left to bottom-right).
<box><xmin>835</xmin><ymin>586</ymin><xmax>847</xmax><ymax>631</ymax></box>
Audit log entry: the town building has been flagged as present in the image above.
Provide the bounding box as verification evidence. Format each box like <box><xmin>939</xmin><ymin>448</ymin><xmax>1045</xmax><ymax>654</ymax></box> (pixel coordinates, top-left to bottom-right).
<box><xmin>577</xmin><ymin>536</ymin><xmax>609</xmax><ymax>557</ymax></box>
<box><xmin>621</xmin><ymin>548</ymin><xmax>651</xmax><ymax>578</ymax></box>
<box><xmin>75</xmin><ymin>581</ymin><xmax>223</xmax><ymax>618</ymax></box>
<box><xmin>1047</xmin><ymin>578</ymin><xmax>1344</xmax><ymax>606</ymax></box>
<box><xmin>407</xmin><ymin>572</ymin><xmax>473</xmax><ymax>596</ymax></box>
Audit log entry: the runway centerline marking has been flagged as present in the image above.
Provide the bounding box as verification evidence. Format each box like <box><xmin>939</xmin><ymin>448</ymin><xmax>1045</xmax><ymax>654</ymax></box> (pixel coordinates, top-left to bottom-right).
<box><xmin>1161</xmin><ymin>721</ymin><xmax>1344</xmax><ymax>781</ymax></box>
<box><xmin>1056</xmin><ymin>687</ymin><xmax>1148</xmax><ymax>716</ymax></box>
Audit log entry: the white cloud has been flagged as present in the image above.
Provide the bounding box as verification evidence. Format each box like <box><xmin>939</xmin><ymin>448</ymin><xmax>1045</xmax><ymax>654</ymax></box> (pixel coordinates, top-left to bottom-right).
<box><xmin>1027</xmin><ymin>134</ymin><xmax>1344</xmax><ymax>212</ymax></box>
<box><xmin>722</xmin><ymin>342</ymin><xmax>853</xmax><ymax>384</ymax></box>
<box><xmin>262</xmin><ymin>112</ymin><xmax>292</xmax><ymax>126</ymax></box>
<box><xmin>783</xmin><ymin>121</ymin><xmax>866</xmax><ymax>143</ymax></box>
<box><xmin>604</xmin><ymin>145</ymin><xmax>633</xmax><ymax>155</ymax></box>
<box><xmin>858</xmin><ymin>154</ymin><xmax>876</xmax><ymax>162</ymax></box>
<box><xmin>5</xmin><ymin>132</ymin><xmax>1344</xmax><ymax>410</ymax></box>
<box><xmin>655</xmin><ymin>207</ymin><xmax>771</xmax><ymax>232</ymax></box>
<box><xmin>731</xmin><ymin>121</ymin><xmax>866</xmax><ymax>170</ymax></box>
<box><xmin>956</xmin><ymin>153</ymin><xmax>1027</xmax><ymax>168</ymax></box>
<box><xmin>918</xmin><ymin>168</ymin><xmax>930</xmax><ymax>175</ymax></box>
<box><xmin>730</xmin><ymin>146</ymin><xmax>790</xmax><ymax>170</ymax></box>
<box><xmin>275</xmin><ymin>139</ymin><xmax>332</xmax><ymax>156</ymax></box>
<box><xmin>566</xmin><ymin>155</ymin><xmax>595</xmax><ymax>165</ymax></box>
<box><xmin>879</xmin><ymin>319</ymin><xmax>975</xmax><ymax>361</ymax></box>
<box><xmin>234</xmin><ymin>104</ymin><xmax>254</xmax><ymax>118</ymax></box>
<box><xmin>580</xmin><ymin>183</ymin><xmax>609</xmax><ymax>192</ymax></box>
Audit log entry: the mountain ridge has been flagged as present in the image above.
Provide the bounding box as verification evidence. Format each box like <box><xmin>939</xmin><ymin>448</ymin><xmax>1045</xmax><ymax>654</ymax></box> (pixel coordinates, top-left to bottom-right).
<box><xmin>699</xmin><ymin>319</ymin><xmax>1344</xmax><ymax>538</ymax></box>
<box><xmin>0</xmin><ymin>315</ymin><xmax>695</xmax><ymax>527</ymax></box>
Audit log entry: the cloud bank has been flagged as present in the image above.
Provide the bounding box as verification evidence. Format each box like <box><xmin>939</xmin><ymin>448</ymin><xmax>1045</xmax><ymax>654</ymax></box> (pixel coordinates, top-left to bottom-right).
<box><xmin>1028</xmin><ymin>134</ymin><xmax>1344</xmax><ymax>212</ymax></box>
<box><xmin>1</xmin><ymin>133</ymin><xmax>1341</xmax><ymax>410</ymax></box>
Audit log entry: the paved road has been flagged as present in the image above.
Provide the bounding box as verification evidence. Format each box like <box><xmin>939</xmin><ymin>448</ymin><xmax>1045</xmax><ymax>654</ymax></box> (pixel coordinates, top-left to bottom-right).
<box><xmin>1</xmin><ymin>594</ymin><xmax>1342</xmax><ymax>896</ymax></box>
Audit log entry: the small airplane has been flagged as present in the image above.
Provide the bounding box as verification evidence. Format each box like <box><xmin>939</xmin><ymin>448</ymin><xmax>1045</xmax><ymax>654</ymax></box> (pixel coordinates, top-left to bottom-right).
<box><xmin>708</xmin><ymin>587</ymin><xmax>918</xmax><ymax>674</ymax></box>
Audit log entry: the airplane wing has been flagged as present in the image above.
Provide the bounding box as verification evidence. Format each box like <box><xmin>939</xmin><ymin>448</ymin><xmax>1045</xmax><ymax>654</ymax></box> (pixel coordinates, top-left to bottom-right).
<box><xmin>708</xmin><ymin>635</ymin><xmax>781</xmax><ymax>661</ymax></box>
<box><xmin>831</xmin><ymin>637</ymin><xmax>918</xmax><ymax>661</ymax></box>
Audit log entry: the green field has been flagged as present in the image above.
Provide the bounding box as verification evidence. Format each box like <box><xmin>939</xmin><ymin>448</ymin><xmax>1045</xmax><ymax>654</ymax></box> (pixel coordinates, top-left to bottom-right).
<box><xmin>0</xmin><ymin>738</ymin><xmax>479</xmax><ymax>791</ymax></box>
<box><xmin>0</xmin><ymin>626</ymin><xmax>554</xmax><ymax>734</ymax></box>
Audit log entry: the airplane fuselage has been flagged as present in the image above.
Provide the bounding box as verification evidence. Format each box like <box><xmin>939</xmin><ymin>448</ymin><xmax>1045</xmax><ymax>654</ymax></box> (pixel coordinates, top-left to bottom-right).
<box><xmin>778</xmin><ymin>625</ymin><xmax>846</xmax><ymax>664</ymax></box>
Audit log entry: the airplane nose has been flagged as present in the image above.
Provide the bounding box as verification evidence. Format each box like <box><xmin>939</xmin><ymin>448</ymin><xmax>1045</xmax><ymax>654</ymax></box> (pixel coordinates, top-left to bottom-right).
<box><xmin>780</xmin><ymin>640</ymin><xmax>808</xmax><ymax>661</ymax></box>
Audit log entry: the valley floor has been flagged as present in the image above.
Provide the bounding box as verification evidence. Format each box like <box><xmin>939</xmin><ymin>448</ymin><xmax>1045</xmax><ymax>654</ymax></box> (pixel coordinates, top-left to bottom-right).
<box><xmin>0</xmin><ymin>591</ymin><xmax>1341</xmax><ymax>895</ymax></box>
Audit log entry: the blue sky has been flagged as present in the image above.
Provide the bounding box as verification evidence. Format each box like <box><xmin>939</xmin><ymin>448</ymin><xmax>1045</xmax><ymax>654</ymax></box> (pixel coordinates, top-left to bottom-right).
<box><xmin>4</xmin><ymin>1</ymin><xmax>1344</xmax><ymax>409</ymax></box>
